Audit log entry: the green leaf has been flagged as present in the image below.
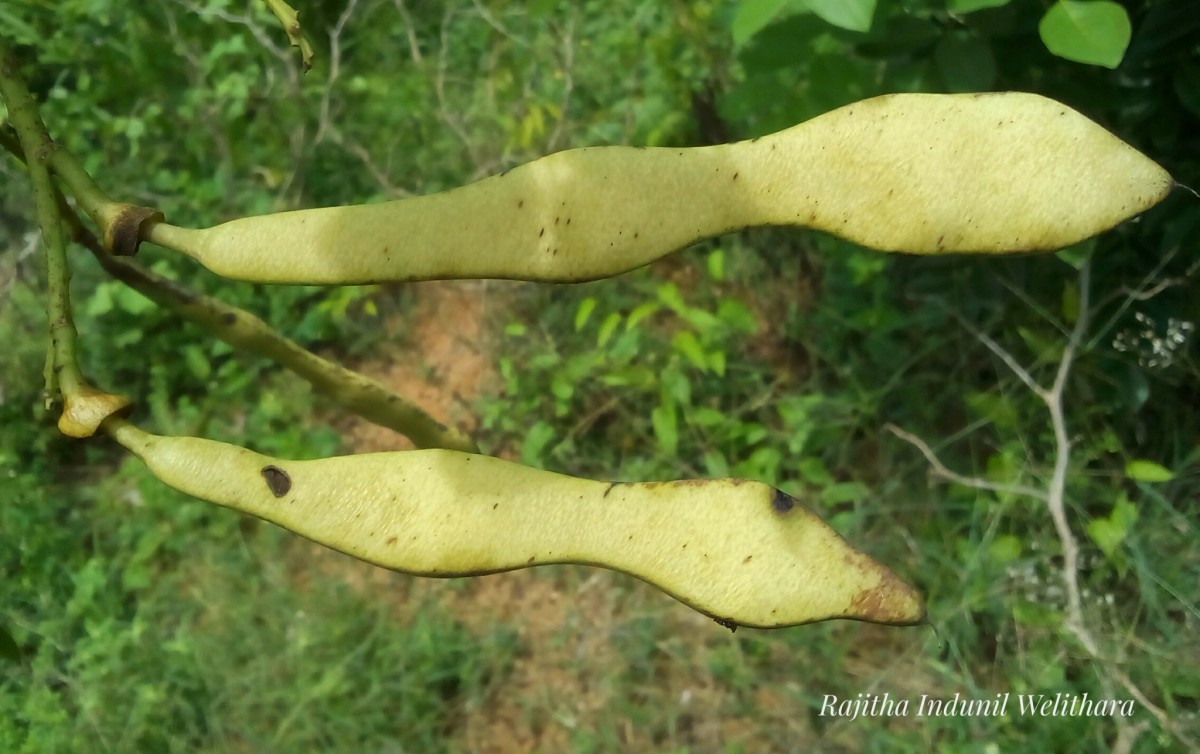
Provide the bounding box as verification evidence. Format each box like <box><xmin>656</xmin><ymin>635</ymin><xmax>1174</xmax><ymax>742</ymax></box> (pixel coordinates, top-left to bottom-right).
<box><xmin>673</xmin><ymin>331</ymin><xmax>709</xmax><ymax>372</ymax></box>
<box><xmin>183</xmin><ymin>345</ymin><xmax>212</xmax><ymax>381</ymax></box>
<box><xmin>626</xmin><ymin>302</ymin><xmax>660</xmax><ymax>331</ymax></box>
<box><xmin>1038</xmin><ymin>0</ymin><xmax>1132</xmax><ymax>69</ymax></box>
<box><xmin>732</xmin><ymin>0</ymin><xmax>793</xmax><ymax>46</ymax></box>
<box><xmin>798</xmin><ymin>458</ymin><xmax>833</xmax><ymax>485</ymax></box>
<box><xmin>651</xmin><ymin>403</ymin><xmax>679</xmax><ymax>455</ymax></box>
<box><xmin>707</xmin><ymin>249</ymin><xmax>726</xmax><ymax>281</ymax></box>
<box><xmin>708</xmin><ymin>350</ymin><xmax>726</xmax><ymax>377</ymax></box>
<box><xmin>1125</xmin><ymin>459</ymin><xmax>1174</xmax><ymax>483</ymax></box>
<box><xmin>596</xmin><ymin>312</ymin><xmax>621</xmax><ymax>347</ymax></box>
<box><xmin>113</xmin><ymin>285</ymin><xmax>156</xmax><ymax>315</ymax></box>
<box><xmin>1056</xmin><ymin>239</ymin><xmax>1095</xmax><ymax>269</ymax></box>
<box><xmin>86</xmin><ymin>283</ymin><xmax>115</xmax><ymax>317</ymax></box>
<box><xmin>689</xmin><ymin>407</ymin><xmax>727</xmax><ymax>427</ymax></box>
<box><xmin>717</xmin><ymin>298</ymin><xmax>759</xmax><ymax>334</ymax></box>
<box><xmin>988</xmin><ymin>535</ymin><xmax>1022</xmax><ymax>565</ymax></box>
<box><xmin>703</xmin><ymin>449</ymin><xmax>730</xmax><ymax>478</ymax></box>
<box><xmin>821</xmin><ymin>482</ymin><xmax>870</xmax><ymax>505</ymax></box>
<box><xmin>801</xmin><ymin>0</ymin><xmax>875</xmax><ymax>33</ymax></box>
<box><xmin>656</xmin><ymin>283</ymin><xmax>686</xmax><ymax>313</ymax></box>
<box><xmin>948</xmin><ymin>0</ymin><xmax>1012</xmax><ymax>12</ymax></box>
<box><xmin>1087</xmin><ymin>494</ymin><xmax>1138</xmax><ymax>559</ymax></box>
<box><xmin>521</xmin><ymin>421</ymin><xmax>556</xmax><ymax>467</ymax></box>
<box><xmin>575</xmin><ymin>297</ymin><xmax>597</xmax><ymax>331</ymax></box>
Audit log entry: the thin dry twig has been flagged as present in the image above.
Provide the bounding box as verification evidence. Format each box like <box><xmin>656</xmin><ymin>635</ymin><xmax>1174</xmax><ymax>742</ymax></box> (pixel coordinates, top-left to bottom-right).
<box><xmin>884</xmin><ymin>423</ymin><xmax>1048</xmax><ymax>501</ymax></box>
<box><xmin>390</xmin><ymin>0</ymin><xmax>424</xmax><ymax>64</ymax></box>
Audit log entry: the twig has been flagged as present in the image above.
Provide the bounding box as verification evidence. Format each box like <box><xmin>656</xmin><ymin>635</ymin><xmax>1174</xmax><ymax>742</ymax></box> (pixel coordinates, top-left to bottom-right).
<box><xmin>0</xmin><ymin>39</ymin><xmax>131</xmax><ymax>436</ymax></box>
<box><xmin>884</xmin><ymin>423</ymin><xmax>1048</xmax><ymax>501</ymax></box>
<box><xmin>390</xmin><ymin>0</ymin><xmax>424</xmax><ymax>64</ymax></box>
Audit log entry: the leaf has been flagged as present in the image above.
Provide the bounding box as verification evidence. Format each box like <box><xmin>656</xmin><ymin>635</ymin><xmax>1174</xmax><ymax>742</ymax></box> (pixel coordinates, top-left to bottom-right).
<box><xmin>709</xmin><ymin>350</ymin><xmax>727</xmax><ymax>377</ymax></box>
<box><xmin>1087</xmin><ymin>495</ymin><xmax>1138</xmax><ymax>559</ymax></box>
<box><xmin>1056</xmin><ymin>239</ymin><xmax>1095</xmax><ymax>269</ymax></box>
<box><xmin>672</xmin><ymin>331</ymin><xmax>709</xmax><ymax>372</ymax></box>
<box><xmin>988</xmin><ymin>535</ymin><xmax>1022</xmax><ymax>565</ymax></box>
<box><xmin>1125</xmin><ymin>459</ymin><xmax>1174</xmax><ymax>483</ymax></box>
<box><xmin>717</xmin><ymin>298</ymin><xmax>759</xmax><ymax>334</ymax></box>
<box><xmin>1039</xmin><ymin>0</ymin><xmax>1132</xmax><ymax>69</ymax></box>
<box><xmin>732</xmin><ymin>0</ymin><xmax>793</xmax><ymax>46</ymax></box>
<box><xmin>801</xmin><ymin>0</ymin><xmax>876</xmax><ymax>33</ymax></box>
<box><xmin>651</xmin><ymin>403</ymin><xmax>679</xmax><ymax>455</ymax></box>
<box><xmin>821</xmin><ymin>482</ymin><xmax>870</xmax><ymax>505</ymax></box>
<box><xmin>596</xmin><ymin>313</ymin><xmax>621</xmax><ymax>347</ymax></box>
<box><xmin>707</xmin><ymin>249</ymin><xmax>726</xmax><ymax>281</ymax></box>
<box><xmin>625</xmin><ymin>302</ymin><xmax>660</xmax><ymax>332</ymax></box>
<box><xmin>575</xmin><ymin>297</ymin><xmax>597</xmax><ymax>331</ymax></box>
<box><xmin>521</xmin><ymin>421</ymin><xmax>556</xmax><ymax>466</ymax></box>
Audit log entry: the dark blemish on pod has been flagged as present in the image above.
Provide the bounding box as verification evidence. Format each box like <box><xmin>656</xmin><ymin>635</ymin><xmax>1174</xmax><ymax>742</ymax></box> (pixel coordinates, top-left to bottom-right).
<box><xmin>261</xmin><ymin>465</ymin><xmax>291</xmax><ymax>497</ymax></box>
<box><xmin>385</xmin><ymin>536</ymin><xmax>397</xmax><ymax>545</ymax></box>
<box><xmin>222</xmin><ymin>312</ymin><xmax>237</xmax><ymax>325</ymax></box>
<box><xmin>714</xmin><ymin>617</ymin><xmax>738</xmax><ymax>633</ymax></box>
<box><xmin>493</xmin><ymin>503</ymin><xmax>499</xmax><ymax>510</ymax></box>
<box><xmin>539</xmin><ymin>228</ymin><xmax>545</xmax><ymax>237</ymax></box>
<box><xmin>732</xmin><ymin>172</ymin><xmax>739</xmax><ymax>181</ymax></box>
<box><xmin>772</xmin><ymin>489</ymin><xmax>795</xmax><ymax>514</ymax></box>
<box><xmin>743</xmin><ymin>555</ymin><xmax>753</xmax><ymax>564</ymax></box>
<box><xmin>517</xmin><ymin>199</ymin><xmax>524</xmax><ymax>208</ymax></box>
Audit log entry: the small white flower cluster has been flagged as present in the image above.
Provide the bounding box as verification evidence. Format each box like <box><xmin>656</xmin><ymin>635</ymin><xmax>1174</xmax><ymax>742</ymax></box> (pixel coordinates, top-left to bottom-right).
<box><xmin>1113</xmin><ymin>312</ymin><xmax>1194</xmax><ymax>369</ymax></box>
<box><xmin>1005</xmin><ymin>551</ymin><xmax>1114</xmax><ymax>609</ymax></box>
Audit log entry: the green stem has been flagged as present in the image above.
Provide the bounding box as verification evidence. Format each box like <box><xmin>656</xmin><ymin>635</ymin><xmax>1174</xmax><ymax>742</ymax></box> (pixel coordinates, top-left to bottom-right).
<box><xmin>0</xmin><ymin>40</ymin><xmax>84</xmax><ymax>395</ymax></box>
<box><xmin>0</xmin><ymin>38</ymin><xmax>130</xmax><ymax>437</ymax></box>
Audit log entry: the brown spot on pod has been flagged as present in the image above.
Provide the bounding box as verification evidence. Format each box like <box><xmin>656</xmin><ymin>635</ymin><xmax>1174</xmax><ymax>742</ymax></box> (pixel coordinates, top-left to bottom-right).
<box><xmin>261</xmin><ymin>465</ymin><xmax>292</xmax><ymax>497</ymax></box>
<box><xmin>714</xmin><ymin>617</ymin><xmax>738</xmax><ymax>633</ymax></box>
<box><xmin>772</xmin><ymin>489</ymin><xmax>795</xmax><ymax>514</ymax></box>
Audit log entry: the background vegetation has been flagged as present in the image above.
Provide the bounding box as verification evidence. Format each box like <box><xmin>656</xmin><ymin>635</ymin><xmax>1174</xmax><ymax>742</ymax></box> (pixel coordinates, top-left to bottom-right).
<box><xmin>1</xmin><ymin>0</ymin><xmax>1196</xmax><ymax>751</ymax></box>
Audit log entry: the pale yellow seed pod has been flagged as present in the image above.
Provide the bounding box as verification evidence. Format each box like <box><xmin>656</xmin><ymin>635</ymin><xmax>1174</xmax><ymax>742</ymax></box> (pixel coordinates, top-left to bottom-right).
<box><xmin>147</xmin><ymin>92</ymin><xmax>1171</xmax><ymax>285</ymax></box>
<box><xmin>110</xmin><ymin>421</ymin><xmax>924</xmax><ymax>629</ymax></box>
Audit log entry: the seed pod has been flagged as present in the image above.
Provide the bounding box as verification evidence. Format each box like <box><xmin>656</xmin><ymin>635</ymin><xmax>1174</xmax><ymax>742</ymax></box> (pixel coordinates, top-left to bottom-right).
<box><xmin>147</xmin><ymin>92</ymin><xmax>1172</xmax><ymax>285</ymax></box>
<box><xmin>110</xmin><ymin>421</ymin><xmax>924</xmax><ymax>629</ymax></box>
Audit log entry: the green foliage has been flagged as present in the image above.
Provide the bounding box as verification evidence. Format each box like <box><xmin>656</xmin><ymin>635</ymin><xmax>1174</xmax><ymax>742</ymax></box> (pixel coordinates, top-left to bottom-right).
<box><xmin>1039</xmin><ymin>0</ymin><xmax>1132</xmax><ymax>69</ymax></box>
